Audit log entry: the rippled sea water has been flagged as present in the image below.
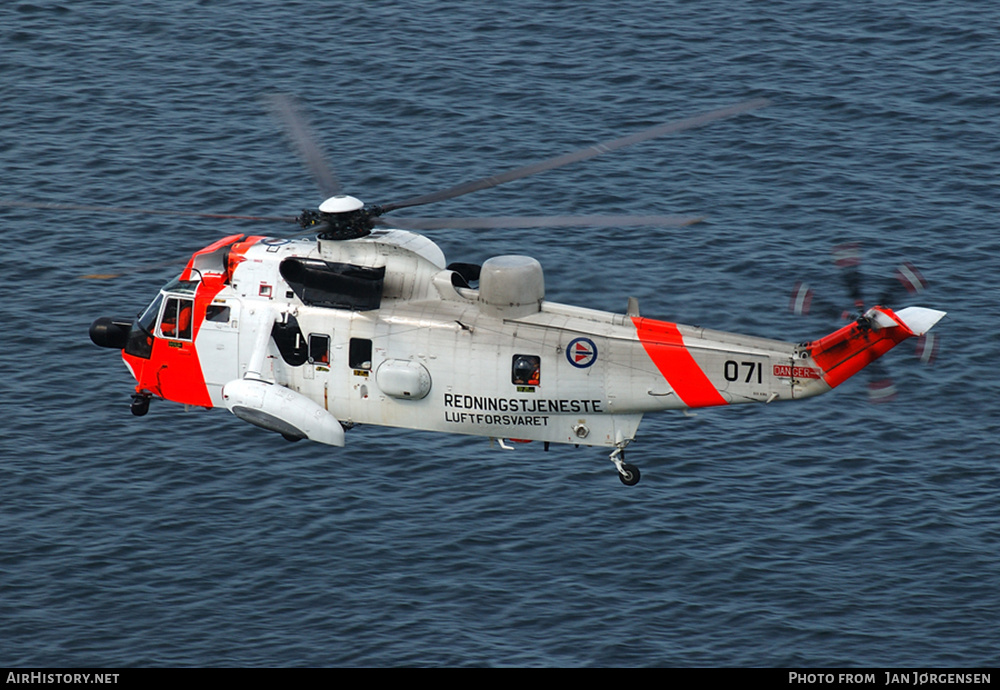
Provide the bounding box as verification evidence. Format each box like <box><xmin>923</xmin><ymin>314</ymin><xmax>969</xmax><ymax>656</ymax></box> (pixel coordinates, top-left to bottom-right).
<box><xmin>2</xmin><ymin>0</ymin><xmax>998</xmax><ymax>667</ymax></box>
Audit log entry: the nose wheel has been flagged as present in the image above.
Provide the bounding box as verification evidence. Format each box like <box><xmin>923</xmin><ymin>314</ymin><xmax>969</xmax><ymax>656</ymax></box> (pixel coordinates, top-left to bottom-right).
<box><xmin>610</xmin><ymin>446</ymin><xmax>640</xmax><ymax>486</ymax></box>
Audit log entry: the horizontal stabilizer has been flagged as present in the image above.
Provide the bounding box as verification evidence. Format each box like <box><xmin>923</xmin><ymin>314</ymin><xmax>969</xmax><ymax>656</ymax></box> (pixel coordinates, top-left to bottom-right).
<box><xmin>892</xmin><ymin>307</ymin><xmax>946</xmax><ymax>336</ymax></box>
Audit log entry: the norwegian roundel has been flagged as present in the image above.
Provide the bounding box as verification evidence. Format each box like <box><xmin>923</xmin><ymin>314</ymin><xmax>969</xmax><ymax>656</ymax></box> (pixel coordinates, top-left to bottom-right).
<box><xmin>566</xmin><ymin>337</ymin><xmax>598</xmax><ymax>368</ymax></box>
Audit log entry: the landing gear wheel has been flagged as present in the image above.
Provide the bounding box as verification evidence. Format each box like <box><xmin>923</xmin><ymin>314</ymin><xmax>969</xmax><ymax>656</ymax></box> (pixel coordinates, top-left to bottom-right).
<box><xmin>610</xmin><ymin>445</ymin><xmax>640</xmax><ymax>486</ymax></box>
<box><xmin>618</xmin><ymin>462</ymin><xmax>640</xmax><ymax>486</ymax></box>
<box><xmin>130</xmin><ymin>394</ymin><xmax>150</xmax><ymax>417</ymax></box>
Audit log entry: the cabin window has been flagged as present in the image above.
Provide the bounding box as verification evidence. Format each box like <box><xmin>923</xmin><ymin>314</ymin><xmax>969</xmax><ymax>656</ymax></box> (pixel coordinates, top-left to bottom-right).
<box><xmin>159</xmin><ymin>297</ymin><xmax>194</xmax><ymax>341</ymax></box>
<box><xmin>512</xmin><ymin>355</ymin><xmax>541</xmax><ymax>386</ymax></box>
<box><xmin>309</xmin><ymin>334</ymin><xmax>331</xmax><ymax>365</ymax></box>
<box><xmin>205</xmin><ymin>304</ymin><xmax>230</xmax><ymax>323</ymax></box>
<box><xmin>349</xmin><ymin>338</ymin><xmax>372</xmax><ymax>370</ymax></box>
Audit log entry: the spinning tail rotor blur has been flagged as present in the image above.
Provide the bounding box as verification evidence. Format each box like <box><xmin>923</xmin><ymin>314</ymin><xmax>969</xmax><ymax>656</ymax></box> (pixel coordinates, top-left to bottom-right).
<box><xmin>790</xmin><ymin>242</ymin><xmax>941</xmax><ymax>403</ymax></box>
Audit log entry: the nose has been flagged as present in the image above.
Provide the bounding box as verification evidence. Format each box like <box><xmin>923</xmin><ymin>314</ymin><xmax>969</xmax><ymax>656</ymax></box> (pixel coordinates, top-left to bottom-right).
<box><xmin>89</xmin><ymin>317</ymin><xmax>132</xmax><ymax>349</ymax></box>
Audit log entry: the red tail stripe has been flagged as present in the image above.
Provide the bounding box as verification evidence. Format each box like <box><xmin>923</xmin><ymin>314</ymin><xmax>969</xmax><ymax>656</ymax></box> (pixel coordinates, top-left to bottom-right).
<box><xmin>632</xmin><ymin>317</ymin><xmax>727</xmax><ymax>408</ymax></box>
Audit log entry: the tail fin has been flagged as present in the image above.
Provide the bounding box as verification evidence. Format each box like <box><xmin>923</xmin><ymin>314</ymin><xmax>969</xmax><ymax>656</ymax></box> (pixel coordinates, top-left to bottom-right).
<box><xmin>808</xmin><ymin>306</ymin><xmax>945</xmax><ymax>389</ymax></box>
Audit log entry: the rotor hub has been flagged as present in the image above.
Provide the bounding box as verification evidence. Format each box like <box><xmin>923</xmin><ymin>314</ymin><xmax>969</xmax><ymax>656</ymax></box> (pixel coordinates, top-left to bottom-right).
<box><xmin>298</xmin><ymin>195</ymin><xmax>384</xmax><ymax>240</ymax></box>
<box><xmin>318</xmin><ymin>195</ymin><xmax>364</xmax><ymax>213</ymax></box>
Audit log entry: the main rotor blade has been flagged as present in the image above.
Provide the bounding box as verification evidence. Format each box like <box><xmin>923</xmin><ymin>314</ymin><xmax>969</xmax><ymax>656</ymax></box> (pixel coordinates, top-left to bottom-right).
<box><xmin>379</xmin><ymin>214</ymin><xmax>704</xmax><ymax>230</ymax></box>
<box><xmin>266</xmin><ymin>93</ymin><xmax>342</xmax><ymax>199</ymax></box>
<box><xmin>381</xmin><ymin>97</ymin><xmax>770</xmax><ymax>213</ymax></box>
<box><xmin>0</xmin><ymin>200</ymin><xmax>296</xmax><ymax>223</ymax></box>
<box><xmin>877</xmin><ymin>261</ymin><xmax>928</xmax><ymax>307</ymax></box>
<box><xmin>80</xmin><ymin>257</ymin><xmax>192</xmax><ymax>280</ymax></box>
<box><xmin>832</xmin><ymin>241</ymin><xmax>865</xmax><ymax>309</ymax></box>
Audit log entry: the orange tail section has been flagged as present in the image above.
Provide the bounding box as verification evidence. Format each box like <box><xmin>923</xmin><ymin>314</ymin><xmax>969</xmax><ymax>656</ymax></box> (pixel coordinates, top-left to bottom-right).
<box><xmin>809</xmin><ymin>306</ymin><xmax>945</xmax><ymax>389</ymax></box>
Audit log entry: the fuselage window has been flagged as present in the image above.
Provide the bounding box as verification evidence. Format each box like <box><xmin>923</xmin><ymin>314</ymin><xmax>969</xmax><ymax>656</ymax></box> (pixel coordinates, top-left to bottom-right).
<box><xmin>349</xmin><ymin>338</ymin><xmax>372</xmax><ymax>370</ymax></box>
<box><xmin>205</xmin><ymin>304</ymin><xmax>231</xmax><ymax>323</ymax></box>
<box><xmin>159</xmin><ymin>296</ymin><xmax>194</xmax><ymax>341</ymax></box>
<box><xmin>512</xmin><ymin>354</ymin><xmax>541</xmax><ymax>386</ymax></box>
<box><xmin>309</xmin><ymin>334</ymin><xmax>331</xmax><ymax>365</ymax></box>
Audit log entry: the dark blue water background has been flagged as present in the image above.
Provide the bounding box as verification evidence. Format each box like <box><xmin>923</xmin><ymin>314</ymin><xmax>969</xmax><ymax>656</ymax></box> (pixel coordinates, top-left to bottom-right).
<box><xmin>1</xmin><ymin>0</ymin><xmax>998</xmax><ymax>667</ymax></box>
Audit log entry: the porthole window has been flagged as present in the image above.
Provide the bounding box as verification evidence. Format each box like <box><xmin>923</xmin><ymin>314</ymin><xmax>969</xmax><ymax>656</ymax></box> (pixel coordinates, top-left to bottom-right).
<box><xmin>512</xmin><ymin>354</ymin><xmax>541</xmax><ymax>386</ymax></box>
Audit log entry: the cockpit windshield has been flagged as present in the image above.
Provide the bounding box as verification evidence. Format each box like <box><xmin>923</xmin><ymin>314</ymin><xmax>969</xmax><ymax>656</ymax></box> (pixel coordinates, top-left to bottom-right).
<box><xmin>137</xmin><ymin>293</ymin><xmax>164</xmax><ymax>334</ymax></box>
<box><xmin>135</xmin><ymin>276</ymin><xmax>198</xmax><ymax>335</ymax></box>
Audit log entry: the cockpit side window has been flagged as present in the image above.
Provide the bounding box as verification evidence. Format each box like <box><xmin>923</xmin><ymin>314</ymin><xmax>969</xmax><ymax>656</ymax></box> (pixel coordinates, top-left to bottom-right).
<box><xmin>159</xmin><ymin>296</ymin><xmax>194</xmax><ymax>341</ymax></box>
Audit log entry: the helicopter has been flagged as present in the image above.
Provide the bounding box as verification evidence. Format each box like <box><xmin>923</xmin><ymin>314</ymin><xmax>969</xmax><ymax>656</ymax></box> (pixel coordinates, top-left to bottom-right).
<box><xmin>43</xmin><ymin>96</ymin><xmax>946</xmax><ymax>486</ymax></box>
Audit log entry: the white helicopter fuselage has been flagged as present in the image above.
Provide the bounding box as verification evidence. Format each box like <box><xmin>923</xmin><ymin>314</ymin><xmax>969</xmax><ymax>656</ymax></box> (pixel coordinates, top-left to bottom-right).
<box><xmin>77</xmin><ymin>98</ymin><xmax>946</xmax><ymax>484</ymax></box>
<box><xmin>111</xmin><ymin>229</ymin><xmax>943</xmax><ymax>459</ymax></box>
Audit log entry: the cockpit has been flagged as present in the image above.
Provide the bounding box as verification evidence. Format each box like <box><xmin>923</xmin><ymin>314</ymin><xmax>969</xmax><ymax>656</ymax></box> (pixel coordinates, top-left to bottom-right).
<box><xmin>119</xmin><ymin>276</ymin><xmax>199</xmax><ymax>358</ymax></box>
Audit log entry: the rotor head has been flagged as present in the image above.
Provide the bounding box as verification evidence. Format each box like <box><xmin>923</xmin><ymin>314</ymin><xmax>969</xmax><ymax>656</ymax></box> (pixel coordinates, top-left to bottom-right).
<box><xmin>298</xmin><ymin>195</ymin><xmax>384</xmax><ymax>241</ymax></box>
<box><xmin>319</xmin><ymin>195</ymin><xmax>365</xmax><ymax>214</ymax></box>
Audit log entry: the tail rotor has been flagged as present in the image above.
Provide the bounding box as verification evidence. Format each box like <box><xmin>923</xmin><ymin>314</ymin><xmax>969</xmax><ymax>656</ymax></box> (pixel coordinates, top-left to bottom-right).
<box><xmin>790</xmin><ymin>242</ymin><xmax>940</xmax><ymax>402</ymax></box>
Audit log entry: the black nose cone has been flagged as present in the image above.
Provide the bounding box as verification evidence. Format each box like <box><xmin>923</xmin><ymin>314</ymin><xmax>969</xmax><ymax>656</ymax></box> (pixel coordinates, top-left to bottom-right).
<box><xmin>90</xmin><ymin>317</ymin><xmax>131</xmax><ymax>349</ymax></box>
